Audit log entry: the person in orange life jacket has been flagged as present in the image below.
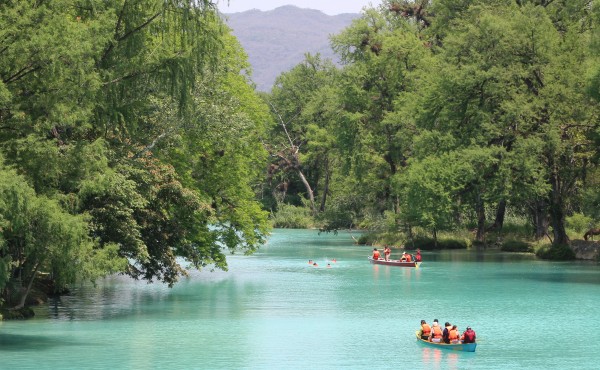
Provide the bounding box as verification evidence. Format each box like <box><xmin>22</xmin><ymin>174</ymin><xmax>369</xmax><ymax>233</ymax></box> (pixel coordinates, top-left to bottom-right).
<box><xmin>415</xmin><ymin>249</ymin><xmax>422</xmax><ymax>262</ymax></box>
<box><xmin>405</xmin><ymin>253</ymin><xmax>412</xmax><ymax>262</ymax></box>
<box><xmin>429</xmin><ymin>321</ymin><xmax>443</xmax><ymax>343</ymax></box>
<box><xmin>383</xmin><ymin>246</ymin><xmax>391</xmax><ymax>261</ymax></box>
<box><xmin>419</xmin><ymin>320</ymin><xmax>432</xmax><ymax>340</ymax></box>
<box><xmin>448</xmin><ymin>325</ymin><xmax>460</xmax><ymax>344</ymax></box>
<box><xmin>442</xmin><ymin>322</ymin><xmax>452</xmax><ymax>344</ymax></box>
<box><xmin>461</xmin><ymin>326</ymin><xmax>476</xmax><ymax>343</ymax></box>
<box><xmin>372</xmin><ymin>248</ymin><xmax>381</xmax><ymax>260</ymax></box>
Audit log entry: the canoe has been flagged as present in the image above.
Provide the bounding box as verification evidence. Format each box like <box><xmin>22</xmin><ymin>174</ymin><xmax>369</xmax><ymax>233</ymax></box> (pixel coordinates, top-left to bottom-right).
<box><xmin>415</xmin><ymin>331</ymin><xmax>477</xmax><ymax>352</ymax></box>
<box><xmin>368</xmin><ymin>256</ymin><xmax>420</xmax><ymax>267</ymax></box>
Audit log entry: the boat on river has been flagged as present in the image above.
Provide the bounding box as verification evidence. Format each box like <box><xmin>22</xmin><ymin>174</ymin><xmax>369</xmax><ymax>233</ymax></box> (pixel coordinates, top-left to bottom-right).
<box><xmin>368</xmin><ymin>256</ymin><xmax>420</xmax><ymax>267</ymax></box>
<box><xmin>415</xmin><ymin>331</ymin><xmax>477</xmax><ymax>352</ymax></box>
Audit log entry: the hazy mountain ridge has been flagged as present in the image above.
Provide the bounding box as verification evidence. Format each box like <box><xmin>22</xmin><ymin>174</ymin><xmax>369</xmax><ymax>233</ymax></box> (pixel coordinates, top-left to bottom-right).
<box><xmin>223</xmin><ymin>5</ymin><xmax>359</xmax><ymax>92</ymax></box>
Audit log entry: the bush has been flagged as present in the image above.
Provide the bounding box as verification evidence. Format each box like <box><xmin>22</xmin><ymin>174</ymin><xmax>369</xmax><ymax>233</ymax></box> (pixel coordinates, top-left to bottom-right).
<box><xmin>406</xmin><ymin>236</ymin><xmax>468</xmax><ymax>250</ymax></box>
<box><xmin>357</xmin><ymin>233</ymin><xmax>377</xmax><ymax>245</ymax></box>
<box><xmin>270</xmin><ymin>204</ymin><xmax>314</xmax><ymax>229</ymax></box>
<box><xmin>566</xmin><ymin>213</ymin><xmax>593</xmax><ymax>234</ymax></box>
<box><xmin>439</xmin><ymin>238</ymin><xmax>469</xmax><ymax>250</ymax></box>
<box><xmin>501</xmin><ymin>240</ymin><xmax>534</xmax><ymax>253</ymax></box>
<box><xmin>535</xmin><ymin>243</ymin><xmax>576</xmax><ymax>260</ymax></box>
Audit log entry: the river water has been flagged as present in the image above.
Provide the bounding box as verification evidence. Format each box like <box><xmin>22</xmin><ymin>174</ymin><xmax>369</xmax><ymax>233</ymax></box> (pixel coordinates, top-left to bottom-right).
<box><xmin>1</xmin><ymin>229</ymin><xmax>599</xmax><ymax>369</ymax></box>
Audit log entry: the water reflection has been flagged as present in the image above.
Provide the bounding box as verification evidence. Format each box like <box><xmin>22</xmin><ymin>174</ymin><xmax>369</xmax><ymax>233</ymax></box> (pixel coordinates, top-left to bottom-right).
<box><xmin>420</xmin><ymin>347</ymin><xmax>462</xmax><ymax>370</ymax></box>
<box><xmin>0</xmin><ymin>333</ymin><xmax>78</xmax><ymax>351</ymax></box>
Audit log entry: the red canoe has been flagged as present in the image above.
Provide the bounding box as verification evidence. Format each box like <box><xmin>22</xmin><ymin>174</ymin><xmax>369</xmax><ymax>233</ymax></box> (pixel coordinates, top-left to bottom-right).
<box><xmin>368</xmin><ymin>256</ymin><xmax>421</xmax><ymax>267</ymax></box>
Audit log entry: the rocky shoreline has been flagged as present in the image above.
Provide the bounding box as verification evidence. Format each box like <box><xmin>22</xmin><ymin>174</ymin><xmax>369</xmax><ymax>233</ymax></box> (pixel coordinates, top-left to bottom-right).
<box><xmin>571</xmin><ymin>240</ymin><xmax>600</xmax><ymax>261</ymax></box>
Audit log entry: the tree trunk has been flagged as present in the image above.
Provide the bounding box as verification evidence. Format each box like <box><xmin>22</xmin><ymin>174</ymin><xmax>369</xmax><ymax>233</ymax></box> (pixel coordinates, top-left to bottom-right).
<box><xmin>549</xmin><ymin>170</ymin><xmax>569</xmax><ymax>245</ymax></box>
<box><xmin>532</xmin><ymin>199</ymin><xmax>549</xmax><ymax>240</ymax></box>
<box><xmin>319</xmin><ymin>157</ymin><xmax>330</xmax><ymax>212</ymax></box>
<box><xmin>13</xmin><ymin>261</ymin><xmax>39</xmax><ymax>310</ymax></box>
<box><xmin>296</xmin><ymin>169</ymin><xmax>316</xmax><ymax>214</ymax></box>
<box><xmin>475</xmin><ymin>195</ymin><xmax>486</xmax><ymax>242</ymax></box>
<box><xmin>487</xmin><ymin>199</ymin><xmax>506</xmax><ymax>232</ymax></box>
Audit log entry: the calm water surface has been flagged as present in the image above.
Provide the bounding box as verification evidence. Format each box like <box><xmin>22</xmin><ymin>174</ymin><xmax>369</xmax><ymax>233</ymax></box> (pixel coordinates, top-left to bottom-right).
<box><xmin>1</xmin><ymin>229</ymin><xmax>600</xmax><ymax>369</ymax></box>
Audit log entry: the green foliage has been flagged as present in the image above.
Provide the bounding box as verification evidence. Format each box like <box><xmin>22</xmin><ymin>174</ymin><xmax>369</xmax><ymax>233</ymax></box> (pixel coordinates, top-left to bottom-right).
<box><xmin>0</xmin><ymin>0</ymin><xmax>272</xmax><ymax>303</ymax></box>
<box><xmin>501</xmin><ymin>240</ymin><xmax>534</xmax><ymax>253</ymax></box>
<box><xmin>260</xmin><ymin>0</ymin><xmax>600</xmax><ymax>252</ymax></box>
<box><xmin>406</xmin><ymin>236</ymin><xmax>468</xmax><ymax>251</ymax></box>
<box><xmin>0</xmin><ymin>163</ymin><xmax>126</xmax><ymax>307</ymax></box>
<box><xmin>535</xmin><ymin>244</ymin><xmax>576</xmax><ymax>260</ymax></box>
<box><xmin>357</xmin><ymin>233</ymin><xmax>377</xmax><ymax>245</ymax></box>
<box><xmin>270</xmin><ymin>204</ymin><xmax>314</xmax><ymax>229</ymax></box>
<box><xmin>566</xmin><ymin>213</ymin><xmax>594</xmax><ymax>235</ymax></box>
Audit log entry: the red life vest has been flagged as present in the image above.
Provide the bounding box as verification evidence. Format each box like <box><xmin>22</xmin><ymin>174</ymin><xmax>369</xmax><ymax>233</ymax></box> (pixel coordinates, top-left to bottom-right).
<box><xmin>373</xmin><ymin>251</ymin><xmax>380</xmax><ymax>259</ymax></box>
<box><xmin>431</xmin><ymin>326</ymin><xmax>442</xmax><ymax>339</ymax></box>
<box><xmin>463</xmin><ymin>329</ymin><xmax>476</xmax><ymax>343</ymax></box>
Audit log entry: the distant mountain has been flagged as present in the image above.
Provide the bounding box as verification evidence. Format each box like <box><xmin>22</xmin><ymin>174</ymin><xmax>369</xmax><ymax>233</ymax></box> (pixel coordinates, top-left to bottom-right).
<box><xmin>223</xmin><ymin>6</ymin><xmax>359</xmax><ymax>92</ymax></box>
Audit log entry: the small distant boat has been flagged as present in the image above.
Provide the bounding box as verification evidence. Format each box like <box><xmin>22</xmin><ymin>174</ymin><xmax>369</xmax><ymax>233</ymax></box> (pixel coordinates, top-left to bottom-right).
<box><xmin>415</xmin><ymin>331</ymin><xmax>477</xmax><ymax>352</ymax></box>
<box><xmin>368</xmin><ymin>256</ymin><xmax>420</xmax><ymax>267</ymax></box>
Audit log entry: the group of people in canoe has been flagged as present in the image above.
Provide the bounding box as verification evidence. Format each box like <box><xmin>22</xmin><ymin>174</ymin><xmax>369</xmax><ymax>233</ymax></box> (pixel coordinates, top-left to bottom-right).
<box><xmin>372</xmin><ymin>247</ymin><xmax>421</xmax><ymax>262</ymax></box>
<box><xmin>419</xmin><ymin>319</ymin><xmax>476</xmax><ymax>344</ymax></box>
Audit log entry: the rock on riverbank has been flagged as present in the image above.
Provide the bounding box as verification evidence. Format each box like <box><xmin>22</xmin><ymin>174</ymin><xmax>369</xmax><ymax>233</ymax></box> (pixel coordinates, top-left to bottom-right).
<box><xmin>571</xmin><ymin>240</ymin><xmax>600</xmax><ymax>261</ymax></box>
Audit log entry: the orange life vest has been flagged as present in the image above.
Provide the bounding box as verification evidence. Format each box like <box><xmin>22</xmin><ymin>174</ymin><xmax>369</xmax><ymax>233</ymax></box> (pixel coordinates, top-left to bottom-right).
<box><xmin>405</xmin><ymin>254</ymin><xmax>412</xmax><ymax>262</ymax></box>
<box><xmin>373</xmin><ymin>251</ymin><xmax>380</xmax><ymax>259</ymax></box>
<box><xmin>431</xmin><ymin>326</ymin><xmax>442</xmax><ymax>339</ymax></box>
<box><xmin>449</xmin><ymin>329</ymin><xmax>459</xmax><ymax>341</ymax></box>
<box><xmin>421</xmin><ymin>323</ymin><xmax>431</xmax><ymax>336</ymax></box>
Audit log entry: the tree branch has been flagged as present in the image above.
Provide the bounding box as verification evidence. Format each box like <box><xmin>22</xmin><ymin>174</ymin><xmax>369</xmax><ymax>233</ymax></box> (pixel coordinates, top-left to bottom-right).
<box><xmin>132</xmin><ymin>126</ymin><xmax>178</xmax><ymax>159</ymax></box>
<box><xmin>3</xmin><ymin>64</ymin><xmax>41</xmax><ymax>84</ymax></box>
<box><xmin>99</xmin><ymin>0</ymin><xmax>128</xmax><ymax>64</ymax></box>
<box><xmin>117</xmin><ymin>12</ymin><xmax>161</xmax><ymax>42</ymax></box>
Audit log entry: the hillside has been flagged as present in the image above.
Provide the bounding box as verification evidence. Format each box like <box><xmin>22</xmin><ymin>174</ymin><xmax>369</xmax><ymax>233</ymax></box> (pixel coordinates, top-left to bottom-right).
<box><xmin>223</xmin><ymin>6</ymin><xmax>359</xmax><ymax>92</ymax></box>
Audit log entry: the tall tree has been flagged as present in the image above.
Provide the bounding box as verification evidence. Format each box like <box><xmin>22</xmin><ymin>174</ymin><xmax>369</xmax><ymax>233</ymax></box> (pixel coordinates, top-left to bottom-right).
<box><xmin>266</xmin><ymin>54</ymin><xmax>339</xmax><ymax>214</ymax></box>
<box><xmin>0</xmin><ymin>0</ymin><xmax>271</xmax><ymax>296</ymax></box>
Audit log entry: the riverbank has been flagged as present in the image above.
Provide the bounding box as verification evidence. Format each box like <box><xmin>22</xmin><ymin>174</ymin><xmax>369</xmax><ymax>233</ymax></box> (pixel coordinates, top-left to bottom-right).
<box><xmin>571</xmin><ymin>240</ymin><xmax>600</xmax><ymax>260</ymax></box>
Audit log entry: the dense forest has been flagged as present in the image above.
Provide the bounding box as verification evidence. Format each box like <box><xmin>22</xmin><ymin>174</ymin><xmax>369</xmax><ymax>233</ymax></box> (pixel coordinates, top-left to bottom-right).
<box><xmin>1</xmin><ymin>0</ymin><xmax>599</xmax><ymax>314</ymax></box>
<box><xmin>263</xmin><ymin>0</ymin><xmax>600</xmax><ymax>251</ymax></box>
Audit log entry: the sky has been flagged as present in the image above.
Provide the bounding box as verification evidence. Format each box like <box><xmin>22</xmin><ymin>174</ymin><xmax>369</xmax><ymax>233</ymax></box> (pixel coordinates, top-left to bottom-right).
<box><xmin>217</xmin><ymin>0</ymin><xmax>384</xmax><ymax>15</ymax></box>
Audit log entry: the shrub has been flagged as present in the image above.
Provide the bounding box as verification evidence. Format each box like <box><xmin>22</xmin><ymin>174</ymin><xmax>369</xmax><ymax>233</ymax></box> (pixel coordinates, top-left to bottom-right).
<box><xmin>357</xmin><ymin>233</ymin><xmax>377</xmax><ymax>245</ymax></box>
<box><xmin>270</xmin><ymin>204</ymin><xmax>314</xmax><ymax>229</ymax></box>
<box><xmin>438</xmin><ymin>238</ymin><xmax>468</xmax><ymax>250</ymax></box>
<box><xmin>566</xmin><ymin>213</ymin><xmax>593</xmax><ymax>234</ymax></box>
<box><xmin>501</xmin><ymin>240</ymin><xmax>534</xmax><ymax>253</ymax></box>
<box><xmin>408</xmin><ymin>236</ymin><xmax>435</xmax><ymax>250</ymax></box>
<box><xmin>535</xmin><ymin>243</ymin><xmax>576</xmax><ymax>260</ymax></box>
<box><xmin>406</xmin><ymin>236</ymin><xmax>467</xmax><ymax>250</ymax></box>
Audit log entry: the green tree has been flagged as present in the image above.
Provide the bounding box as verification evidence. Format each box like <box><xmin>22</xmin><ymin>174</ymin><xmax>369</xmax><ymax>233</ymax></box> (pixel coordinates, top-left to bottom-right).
<box><xmin>0</xmin><ymin>161</ymin><xmax>126</xmax><ymax>308</ymax></box>
<box><xmin>408</xmin><ymin>1</ymin><xmax>598</xmax><ymax>244</ymax></box>
<box><xmin>330</xmin><ymin>7</ymin><xmax>433</xmax><ymax>220</ymax></box>
<box><xmin>0</xmin><ymin>0</ymin><xmax>271</xmax><ymax>296</ymax></box>
<box><xmin>266</xmin><ymin>54</ymin><xmax>339</xmax><ymax>214</ymax></box>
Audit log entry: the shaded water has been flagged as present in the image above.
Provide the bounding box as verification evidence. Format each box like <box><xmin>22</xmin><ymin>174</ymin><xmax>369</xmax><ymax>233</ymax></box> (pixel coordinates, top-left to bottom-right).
<box><xmin>1</xmin><ymin>229</ymin><xmax>600</xmax><ymax>369</ymax></box>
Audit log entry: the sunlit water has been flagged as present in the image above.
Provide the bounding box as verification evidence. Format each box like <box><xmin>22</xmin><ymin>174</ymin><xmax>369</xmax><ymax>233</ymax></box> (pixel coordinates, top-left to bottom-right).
<box><xmin>1</xmin><ymin>229</ymin><xmax>599</xmax><ymax>369</ymax></box>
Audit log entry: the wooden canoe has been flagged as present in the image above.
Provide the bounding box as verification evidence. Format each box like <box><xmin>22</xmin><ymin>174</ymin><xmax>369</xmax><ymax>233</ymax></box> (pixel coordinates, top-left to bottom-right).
<box><xmin>368</xmin><ymin>256</ymin><xmax>420</xmax><ymax>267</ymax></box>
<box><xmin>415</xmin><ymin>331</ymin><xmax>477</xmax><ymax>352</ymax></box>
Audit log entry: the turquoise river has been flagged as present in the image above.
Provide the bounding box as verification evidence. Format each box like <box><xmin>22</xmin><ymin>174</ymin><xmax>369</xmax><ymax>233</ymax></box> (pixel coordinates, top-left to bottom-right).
<box><xmin>1</xmin><ymin>229</ymin><xmax>600</xmax><ymax>369</ymax></box>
